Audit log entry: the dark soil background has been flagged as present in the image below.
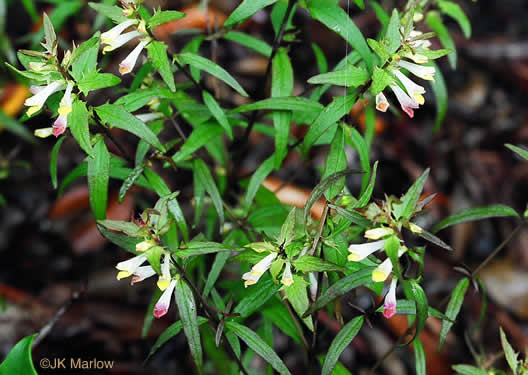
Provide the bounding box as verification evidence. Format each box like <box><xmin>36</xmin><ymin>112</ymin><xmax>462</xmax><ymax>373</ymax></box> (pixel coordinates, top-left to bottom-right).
<box><xmin>1</xmin><ymin>0</ymin><xmax>528</xmax><ymax>374</ymax></box>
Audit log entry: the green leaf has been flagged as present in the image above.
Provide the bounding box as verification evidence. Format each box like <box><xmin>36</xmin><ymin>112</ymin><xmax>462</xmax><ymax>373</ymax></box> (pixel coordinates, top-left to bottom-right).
<box><xmin>202</xmin><ymin>91</ymin><xmax>232</xmax><ymax>140</ymax></box>
<box><xmin>95</xmin><ymin>104</ymin><xmax>166</xmax><ymax>152</ymax></box>
<box><xmin>115</xmin><ymin>87</ymin><xmax>179</xmax><ymax>112</ymax></box>
<box><xmin>421</xmin><ymin>49</ymin><xmax>453</xmax><ymax>60</ymax></box>
<box><xmin>97</xmin><ymin>224</ymin><xmax>140</xmax><ymax>253</ymax></box>
<box><xmin>145</xmin><ymin>246</ymin><xmax>163</xmax><ymax>274</ymax></box>
<box><xmin>438</xmin><ymin>0</ymin><xmax>471</xmax><ymax>38</ymax></box>
<box><xmin>21</xmin><ymin>0</ymin><xmax>38</xmax><ymax>22</ymax></box>
<box><xmin>304</xmin><ymin>170</ymin><xmax>361</xmax><ymax>223</ymax></box>
<box><xmin>172</xmin><ymin>124</ymin><xmax>224</xmax><ymax>162</ymax></box>
<box><xmin>50</xmin><ymin>136</ymin><xmax>67</xmax><ymax>189</ymax></box>
<box><xmin>322</xmin><ymin>127</ymin><xmax>347</xmax><ymax>200</ymax></box>
<box><xmin>175</xmin><ymin>280</ymin><xmax>203</xmax><ymax>372</ymax></box>
<box><xmin>303</xmin><ymin>267</ymin><xmax>374</xmax><ymax>317</ymax></box>
<box><xmin>261</xmin><ymin>300</ymin><xmax>301</xmax><ymax>344</ymax></box>
<box><xmin>143</xmin><ymin>288</ymin><xmax>162</xmax><ymax>338</ymax></box>
<box><xmin>69</xmin><ymin>99</ymin><xmax>93</xmax><ymax>157</ymax></box>
<box><xmin>77</xmin><ymin>71</ymin><xmax>121</xmax><ymax>95</ymax></box>
<box><xmin>225</xmin><ymin>321</ymin><xmax>292</xmax><ymax>375</ymax></box>
<box><xmin>352</xmin><ymin>0</ymin><xmax>364</xmax><ymax>10</ymax></box>
<box><xmin>321</xmin><ymin>316</ymin><xmax>364</xmax><ymax>375</ymax></box>
<box><xmin>0</xmin><ymin>109</ymin><xmax>36</xmax><ymax>143</ymax></box>
<box><xmin>272</xmin><ymin>48</ymin><xmax>294</xmax><ymax>169</ymax></box>
<box><xmin>506</xmin><ymin>144</ymin><xmax>528</xmax><ymax>161</ymax></box>
<box><xmin>385</xmin><ymin>9</ymin><xmax>401</xmax><ymax>54</ymax></box>
<box><xmin>234</xmin><ymin>276</ymin><xmax>280</xmax><ymax>318</ymax></box>
<box><xmin>284</xmin><ymin>275</ymin><xmax>313</xmax><ymax>330</ymax></box>
<box><xmin>167</xmin><ymin>196</ymin><xmax>189</xmax><ymax>243</ymax></box>
<box><xmin>367</xmin><ymin>38</ymin><xmax>390</xmax><ymax>63</ymax></box>
<box><xmin>355</xmin><ymin>160</ymin><xmax>378</xmax><ymax>208</ymax></box>
<box><xmin>42</xmin><ymin>13</ymin><xmax>56</xmax><ymax>54</ymax></box>
<box><xmin>230</xmin><ymin>97</ymin><xmax>323</xmax><ymax>113</ymax></box>
<box><xmin>370</xmin><ymin>66</ymin><xmax>393</xmax><ymax>95</ymax></box>
<box><xmin>118</xmin><ymin>163</ymin><xmax>145</xmax><ymax>203</ymax></box>
<box><xmin>174</xmin><ymin>241</ymin><xmax>231</xmax><ymax>258</ymax></box>
<box><xmin>144</xmin><ymin>168</ymin><xmax>171</xmax><ymax>196</ymax></box>
<box><xmin>369</xmin><ymin>0</ymin><xmax>390</xmax><ymax>26</ymax></box>
<box><xmin>404</xmin><ymin>279</ymin><xmax>429</xmax><ymax>344</ymax></box>
<box><xmin>329</xmin><ymin>204</ymin><xmax>372</xmax><ymax>227</ymax></box>
<box><xmin>414</xmin><ymin>338</ymin><xmax>426</xmax><ymax>375</ymax></box>
<box><xmin>439</xmin><ymin>277</ymin><xmax>469</xmax><ymax>350</ymax></box>
<box><xmin>96</xmin><ymin>219</ymin><xmax>141</xmax><ymax>236</ymax></box>
<box><xmin>88</xmin><ymin>2</ymin><xmax>128</xmax><ymax>23</ymax></box>
<box><xmin>431</xmin><ymin>62</ymin><xmax>448</xmax><ymax>132</ymax></box>
<box><xmin>69</xmin><ymin>34</ymin><xmax>100</xmax><ymax>66</ymax></box>
<box><xmin>302</xmin><ymin>93</ymin><xmax>357</xmax><ymax>152</ymax></box>
<box><xmin>278</xmin><ymin>207</ymin><xmax>297</xmax><ymax>247</ymax></box>
<box><xmin>414</xmin><ymin>228</ymin><xmax>453</xmax><ymax>251</ymax></box>
<box><xmin>433</xmin><ymin>205</ymin><xmax>519</xmax><ymax>233</ymax></box>
<box><xmin>148</xmin><ymin>10</ymin><xmax>186</xmax><ymax>28</ymax></box>
<box><xmin>426</xmin><ymin>11</ymin><xmax>457</xmax><ymax>69</ymax></box>
<box><xmin>203</xmin><ymin>251</ymin><xmax>230</xmax><ymax>297</ymax></box>
<box><xmin>393</xmin><ymin>168</ymin><xmax>430</xmax><ymax>220</ymax></box>
<box><xmin>500</xmin><ymin>327</ymin><xmax>519</xmax><ymax>375</ymax></box>
<box><xmin>244</xmin><ymin>155</ymin><xmax>275</xmax><ymax>211</ymax></box>
<box><xmin>177</xmin><ymin>53</ymin><xmax>248</xmax><ymax>97</ymax></box>
<box><xmin>71</xmin><ymin>35</ymin><xmax>100</xmax><ymax>82</ymax></box>
<box><xmin>308</xmin><ymin>65</ymin><xmax>369</xmax><ymax>87</ymax></box>
<box><xmin>294</xmin><ymin>256</ymin><xmax>347</xmax><ymax>273</ymax></box>
<box><xmin>223</xmin><ymin>0</ymin><xmax>279</xmax><ymax>27</ymax></box>
<box><xmin>87</xmin><ymin>137</ymin><xmax>110</xmax><ymax>220</ymax></box>
<box><xmin>312</xmin><ymin>43</ymin><xmax>328</xmax><ymax>73</ymax></box>
<box><xmin>374</xmin><ymin>299</ymin><xmax>450</xmax><ymax>321</ymax></box>
<box><xmin>193</xmin><ymin>159</ymin><xmax>224</xmax><ymax>229</ymax></box>
<box><xmin>452</xmin><ymin>365</ymin><xmax>488</xmax><ymax>375</ymax></box>
<box><xmin>307</xmin><ymin>0</ymin><xmax>374</xmax><ymax>72</ymax></box>
<box><xmin>224</xmin><ymin>31</ymin><xmax>272</xmax><ymax>57</ymax></box>
<box><xmin>0</xmin><ymin>334</ymin><xmax>38</xmax><ymax>375</ymax></box>
<box><xmin>345</xmin><ymin>126</ymin><xmax>370</xmax><ymax>194</ymax></box>
<box><xmin>147</xmin><ymin>41</ymin><xmax>176</xmax><ymax>92</ymax></box>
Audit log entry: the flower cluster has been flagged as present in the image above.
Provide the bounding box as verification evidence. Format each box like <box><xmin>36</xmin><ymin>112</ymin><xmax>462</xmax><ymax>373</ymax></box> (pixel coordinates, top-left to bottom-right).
<box><xmin>241</xmin><ymin>242</ymin><xmax>294</xmax><ymax>288</ymax></box>
<box><xmin>347</xmin><ymin>227</ymin><xmax>407</xmax><ymax>319</ymax></box>
<box><xmin>100</xmin><ymin>4</ymin><xmax>151</xmax><ymax>76</ymax></box>
<box><xmin>375</xmin><ymin>30</ymin><xmax>436</xmax><ymax>118</ymax></box>
<box><xmin>116</xmin><ymin>240</ymin><xmax>179</xmax><ymax>319</ymax></box>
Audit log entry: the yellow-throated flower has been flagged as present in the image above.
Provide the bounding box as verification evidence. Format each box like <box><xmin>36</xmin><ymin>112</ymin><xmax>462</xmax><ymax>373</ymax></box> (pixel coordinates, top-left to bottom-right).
<box><xmin>52</xmin><ymin>82</ymin><xmax>74</xmax><ymax>137</ymax></box>
<box><xmin>375</xmin><ymin>92</ymin><xmax>390</xmax><ymax>112</ymax></box>
<box><xmin>242</xmin><ymin>252</ymin><xmax>278</xmax><ymax>288</ymax></box>
<box><xmin>281</xmin><ymin>262</ymin><xmax>294</xmax><ymax>286</ymax></box>
<box><xmin>24</xmin><ymin>81</ymin><xmax>65</xmax><ymax>117</ymax></box>
<box><xmin>392</xmin><ymin>70</ymin><xmax>426</xmax><ymax>105</ymax></box>
<box><xmin>131</xmin><ymin>265</ymin><xmax>156</xmax><ymax>285</ymax></box>
<box><xmin>116</xmin><ymin>254</ymin><xmax>147</xmax><ymax>280</ymax></box>
<box><xmin>100</xmin><ymin>19</ymin><xmax>137</xmax><ymax>46</ymax></box>
<box><xmin>389</xmin><ymin>83</ymin><xmax>420</xmax><ymax>118</ymax></box>
<box><xmin>119</xmin><ymin>38</ymin><xmax>150</xmax><ymax>75</ymax></box>
<box><xmin>397</xmin><ymin>60</ymin><xmax>435</xmax><ymax>81</ymax></box>
<box><xmin>157</xmin><ymin>252</ymin><xmax>172</xmax><ymax>291</ymax></box>
<box><xmin>371</xmin><ymin>247</ymin><xmax>406</xmax><ymax>282</ymax></box>
<box><xmin>348</xmin><ymin>239</ymin><xmax>386</xmax><ymax>262</ymax></box>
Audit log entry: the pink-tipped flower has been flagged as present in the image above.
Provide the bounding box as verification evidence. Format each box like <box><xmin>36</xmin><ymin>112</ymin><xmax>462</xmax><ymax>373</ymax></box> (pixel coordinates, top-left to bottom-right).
<box><xmin>397</xmin><ymin>60</ymin><xmax>435</xmax><ymax>81</ymax></box>
<box><xmin>153</xmin><ymin>279</ymin><xmax>178</xmax><ymax>318</ymax></box>
<box><xmin>372</xmin><ymin>247</ymin><xmax>407</xmax><ymax>282</ymax></box>
<box><xmin>383</xmin><ymin>278</ymin><xmax>398</xmax><ymax>319</ymax></box>
<box><xmin>376</xmin><ymin>92</ymin><xmax>390</xmax><ymax>112</ymax></box>
<box><xmin>393</xmin><ymin>70</ymin><xmax>426</xmax><ymax>105</ymax></box>
<box><xmin>102</xmin><ymin>30</ymin><xmax>142</xmax><ymax>54</ymax></box>
<box><xmin>24</xmin><ymin>81</ymin><xmax>65</xmax><ymax>117</ymax></box>
<box><xmin>116</xmin><ymin>254</ymin><xmax>147</xmax><ymax>280</ymax></box>
<box><xmin>52</xmin><ymin>114</ymin><xmax>67</xmax><ymax>137</ymax></box>
<box><xmin>242</xmin><ymin>252</ymin><xmax>278</xmax><ymax>287</ymax></box>
<box><xmin>119</xmin><ymin>39</ymin><xmax>149</xmax><ymax>75</ymax></box>
<box><xmin>389</xmin><ymin>84</ymin><xmax>419</xmax><ymax>118</ymax></box>
<box><xmin>348</xmin><ymin>239</ymin><xmax>385</xmax><ymax>262</ymax></box>
<box><xmin>131</xmin><ymin>266</ymin><xmax>156</xmax><ymax>285</ymax></box>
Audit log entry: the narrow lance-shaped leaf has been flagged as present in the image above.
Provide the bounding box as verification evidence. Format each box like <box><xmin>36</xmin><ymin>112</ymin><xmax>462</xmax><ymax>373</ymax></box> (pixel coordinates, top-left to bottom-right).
<box><xmin>69</xmin><ymin>99</ymin><xmax>93</xmax><ymax>157</ymax></box>
<box><xmin>147</xmin><ymin>41</ymin><xmax>176</xmax><ymax>92</ymax></box>
<box><xmin>87</xmin><ymin>137</ymin><xmax>110</xmax><ymax>220</ymax></box>
<box><xmin>322</xmin><ymin>127</ymin><xmax>347</xmax><ymax>200</ymax></box>
<box><xmin>50</xmin><ymin>136</ymin><xmax>67</xmax><ymax>189</ymax></box>
<box><xmin>0</xmin><ymin>334</ymin><xmax>38</xmax><ymax>375</ymax></box>
<box><xmin>77</xmin><ymin>72</ymin><xmax>121</xmax><ymax>95</ymax></box>
<box><xmin>426</xmin><ymin>11</ymin><xmax>457</xmax><ymax>69</ymax></box>
<box><xmin>118</xmin><ymin>163</ymin><xmax>145</xmax><ymax>203</ymax></box>
<box><xmin>223</xmin><ymin>0</ymin><xmax>279</xmax><ymax>27</ymax></box>
<box><xmin>321</xmin><ymin>316</ymin><xmax>364</xmax><ymax>375</ymax></box>
<box><xmin>271</xmin><ymin>47</ymin><xmax>294</xmax><ymax>169</ymax></box>
<box><xmin>233</xmin><ymin>276</ymin><xmax>281</xmax><ymax>318</ymax></box>
<box><xmin>452</xmin><ymin>365</ymin><xmax>488</xmax><ymax>375</ymax></box>
<box><xmin>225</xmin><ymin>321</ymin><xmax>292</xmax><ymax>375</ymax></box>
<box><xmin>393</xmin><ymin>168</ymin><xmax>430</xmax><ymax>220</ymax></box>
<box><xmin>224</xmin><ymin>31</ymin><xmax>272</xmax><ymax>57</ymax></box>
<box><xmin>148</xmin><ymin>10</ymin><xmax>186</xmax><ymax>28</ymax></box>
<box><xmin>499</xmin><ymin>327</ymin><xmax>519</xmax><ymax>375</ymax></box>
<box><xmin>431</xmin><ymin>62</ymin><xmax>448</xmax><ymax>133</ymax></box>
<box><xmin>202</xmin><ymin>91</ymin><xmax>232</xmax><ymax>140</ymax></box>
<box><xmin>345</xmin><ymin>126</ymin><xmax>370</xmax><ymax>195</ymax></box>
<box><xmin>244</xmin><ymin>155</ymin><xmax>274</xmax><ymax>211</ymax></box>
<box><xmin>414</xmin><ymin>338</ymin><xmax>426</xmax><ymax>375</ymax></box>
<box><xmin>88</xmin><ymin>2</ymin><xmax>128</xmax><ymax>23</ymax></box>
<box><xmin>328</xmin><ymin>204</ymin><xmax>372</xmax><ymax>228</ymax></box>
<box><xmin>175</xmin><ymin>280</ymin><xmax>203</xmax><ymax>372</ymax></box>
<box><xmin>439</xmin><ymin>277</ymin><xmax>469</xmax><ymax>350</ymax></box>
<box><xmin>193</xmin><ymin>159</ymin><xmax>224</xmax><ymax>230</ymax></box>
<box><xmin>433</xmin><ymin>205</ymin><xmax>519</xmax><ymax>233</ymax></box>
<box><xmin>284</xmin><ymin>275</ymin><xmax>314</xmax><ymax>331</ymax></box>
<box><xmin>437</xmin><ymin>0</ymin><xmax>471</xmax><ymax>38</ymax></box>
<box><xmin>229</xmin><ymin>97</ymin><xmax>323</xmax><ymax>114</ymax></box>
<box><xmin>177</xmin><ymin>53</ymin><xmax>248</xmax><ymax>97</ymax></box>
<box><xmin>385</xmin><ymin>9</ymin><xmax>401</xmax><ymax>54</ymax></box>
<box><xmin>506</xmin><ymin>144</ymin><xmax>528</xmax><ymax>161</ymax></box>
<box><xmin>308</xmin><ymin>66</ymin><xmax>369</xmax><ymax>87</ymax></box>
<box><xmin>403</xmin><ymin>279</ymin><xmax>429</xmax><ymax>345</ymax></box>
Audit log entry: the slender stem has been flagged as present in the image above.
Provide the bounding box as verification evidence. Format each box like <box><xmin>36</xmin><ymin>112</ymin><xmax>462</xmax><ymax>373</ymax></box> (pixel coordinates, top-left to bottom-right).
<box><xmin>308</xmin><ymin>202</ymin><xmax>329</xmax><ymax>256</ymax></box>
<box><xmin>238</xmin><ymin>0</ymin><xmax>298</xmax><ymax>144</ymax></box>
<box><xmin>472</xmin><ymin>221</ymin><xmax>524</xmax><ymax>277</ymax></box>
<box><xmin>100</xmin><ymin>126</ymin><xmax>135</xmax><ymax>164</ymax></box>
<box><xmin>283</xmin><ymin>298</ymin><xmax>310</xmax><ymax>351</ymax></box>
<box><xmin>368</xmin><ymin>323</ymin><xmax>416</xmax><ymax>374</ymax></box>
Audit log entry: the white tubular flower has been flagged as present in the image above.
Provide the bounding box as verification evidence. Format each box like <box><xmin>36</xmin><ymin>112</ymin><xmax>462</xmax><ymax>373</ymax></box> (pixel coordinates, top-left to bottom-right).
<box><xmin>397</xmin><ymin>60</ymin><xmax>435</xmax><ymax>81</ymax></box>
<box><xmin>393</xmin><ymin>70</ymin><xmax>426</xmax><ymax>105</ymax></box>
<box><xmin>52</xmin><ymin>114</ymin><xmax>67</xmax><ymax>137</ymax></box>
<box><xmin>103</xmin><ymin>31</ymin><xmax>142</xmax><ymax>54</ymax></box>
<box><xmin>116</xmin><ymin>254</ymin><xmax>147</xmax><ymax>280</ymax></box>
<box><xmin>242</xmin><ymin>252</ymin><xmax>278</xmax><ymax>288</ymax></box>
<box><xmin>281</xmin><ymin>262</ymin><xmax>294</xmax><ymax>287</ymax></box>
<box><xmin>348</xmin><ymin>239</ymin><xmax>385</xmax><ymax>262</ymax></box>
<box><xmin>375</xmin><ymin>92</ymin><xmax>389</xmax><ymax>112</ymax></box>
<box><xmin>131</xmin><ymin>266</ymin><xmax>156</xmax><ymax>285</ymax></box>
<box><xmin>24</xmin><ymin>81</ymin><xmax>65</xmax><ymax>117</ymax></box>
<box><xmin>100</xmin><ymin>19</ymin><xmax>137</xmax><ymax>45</ymax></box>
<box><xmin>119</xmin><ymin>39</ymin><xmax>149</xmax><ymax>75</ymax></box>
<box><xmin>153</xmin><ymin>279</ymin><xmax>178</xmax><ymax>318</ymax></box>
<box><xmin>29</xmin><ymin>85</ymin><xmax>46</xmax><ymax>95</ymax></box>
<box><xmin>364</xmin><ymin>227</ymin><xmax>394</xmax><ymax>240</ymax></box>
<box><xmin>34</xmin><ymin>127</ymin><xmax>54</xmax><ymax>138</ymax></box>
<box><xmin>135</xmin><ymin>112</ymin><xmax>163</xmax><ymax>123</ymax></box>
<box><xmin>383</xmin><ymin>278</ymin><xmax>398</xmax><ymax>319</ymax></box>
<box><xmin>309</xmin><ymin>272</ymin><xmax>318</xmax><ymax>301</ymax></box>
<box><xmin>389</xmin><ymin>84</ymin><xmax>419</xmax><ymax>118</ymax></box>
<box><xmin>405</xmin><ymin>52</ymin><xmax>428</xmax><ymax>65</ymax></box>
<box><xmin>407</xmin><ymin>31</ymin><xmax>432</xmax><ymax>50</ymax></box>
<box><xmin>58</xmin><ymin>82</ymin><xmax>74</xmax><ymax>116</ymax></box>
<box><xmin>372</xmin><ymin>248</ymin><xmax>406</xmax><ymax>282</ymax></box>
<box><xmin>157</xmin><ymin>253</ymin><xmax>172</xmax><ymax>291</ymax></box>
